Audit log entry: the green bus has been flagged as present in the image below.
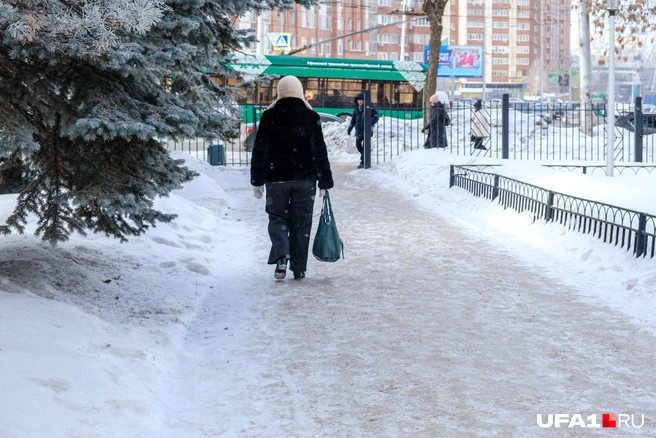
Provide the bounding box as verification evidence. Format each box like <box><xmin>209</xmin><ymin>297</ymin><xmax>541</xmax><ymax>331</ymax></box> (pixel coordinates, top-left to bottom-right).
<box><xmin>216</xmin><ymin>54</ymin><xmax>428</xmax><ymax>124</ymax></box>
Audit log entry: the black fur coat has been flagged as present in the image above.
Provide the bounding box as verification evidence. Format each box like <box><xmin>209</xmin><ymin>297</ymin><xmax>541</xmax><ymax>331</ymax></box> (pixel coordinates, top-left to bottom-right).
<box><xmin>251</xmin><ymin>97</ymin><xmax>334</xmax><ymax>190</ymax></box>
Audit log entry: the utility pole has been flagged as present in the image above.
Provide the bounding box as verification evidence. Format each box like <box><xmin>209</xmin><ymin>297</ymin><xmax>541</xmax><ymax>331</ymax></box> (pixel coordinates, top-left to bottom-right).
<box><xmin>539</xmin><ymin>0</ymin><xmax>544</xmax><ymax>100</ymax></box>
<box><xmin>607</xmin><ymin>0</ymin><xmax>617</xmax><ymax>177</ymax></box>
<box><xmin>579</xmin><ymin>0</ymin><xmax>594</xmax><ymax>135</ymax></box>
<box><xmin>482</xmin><ymin>21</ymin><xmax>487</xmax><ymax>102</ymax></box>
<box><xmin>390</xmin><ymin>7</ymin><xmax>426</xmax><ymax>61</ymax></box>
<box><xmin>400</xmin><ymin>0</ymin><xmax>409</xmax><ymax>60</ymax></box>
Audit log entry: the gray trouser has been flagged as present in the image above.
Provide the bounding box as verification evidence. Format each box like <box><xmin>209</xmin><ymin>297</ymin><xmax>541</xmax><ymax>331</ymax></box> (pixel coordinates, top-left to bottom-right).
<box><xmin>265</xmin><ymin>180</ymin><xmax>316</xmax><ymax>272</ymax></box>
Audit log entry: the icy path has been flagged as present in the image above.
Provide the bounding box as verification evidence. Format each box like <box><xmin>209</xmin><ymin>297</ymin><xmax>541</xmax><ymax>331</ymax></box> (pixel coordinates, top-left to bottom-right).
<box><xmin>161</xmin><ymin>163</ymin><xmax>656</xmax><ymax>437</ymax></box>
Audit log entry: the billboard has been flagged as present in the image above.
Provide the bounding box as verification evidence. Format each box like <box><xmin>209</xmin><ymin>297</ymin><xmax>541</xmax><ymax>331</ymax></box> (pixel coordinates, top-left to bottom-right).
<box><xmin>425</xmin><ymin>45</ymin><xmax>483</xmax><ymax>78</ymax></box>
<box><xmin>547</xmin><ymin>69</ymin><xmax>580</xmax><ymax>87</ymax></box>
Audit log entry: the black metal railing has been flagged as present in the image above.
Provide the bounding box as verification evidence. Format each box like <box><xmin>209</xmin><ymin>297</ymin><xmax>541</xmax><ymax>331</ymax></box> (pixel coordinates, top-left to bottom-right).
<box><xmin>168</xmin><ymin>95</ymin><xmax>656</xmax><ymax>167</ymax></box>
<box><xmin>449</xmin><ymin>164</ymin><xmax>656</xmax><ymax>259</ymax></box>
<box><xmin>542</xmin><ymin>164</ymin><xmax>656</xmax><ymax>175</ymax></box>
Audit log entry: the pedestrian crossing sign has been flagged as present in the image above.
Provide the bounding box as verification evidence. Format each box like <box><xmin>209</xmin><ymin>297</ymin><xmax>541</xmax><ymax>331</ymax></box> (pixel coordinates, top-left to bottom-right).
<box><xmin>269</xmin><ymin>32</ymin><xmax>291</xmax><ymax>50</ymax></box>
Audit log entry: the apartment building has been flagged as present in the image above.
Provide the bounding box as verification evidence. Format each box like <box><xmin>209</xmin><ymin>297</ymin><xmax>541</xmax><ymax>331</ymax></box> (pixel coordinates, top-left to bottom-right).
<box><xmin>236</xmin><ymin>0</ymin><xmax>570</xmax><ymax>98</ymax></box>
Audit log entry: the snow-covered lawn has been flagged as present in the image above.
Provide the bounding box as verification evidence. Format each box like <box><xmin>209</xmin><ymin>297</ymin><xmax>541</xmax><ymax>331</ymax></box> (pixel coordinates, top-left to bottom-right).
<box><xmin>1</xmin><ymin>144</ymin><xmax>655</xmax><ymax>436</ymax></box>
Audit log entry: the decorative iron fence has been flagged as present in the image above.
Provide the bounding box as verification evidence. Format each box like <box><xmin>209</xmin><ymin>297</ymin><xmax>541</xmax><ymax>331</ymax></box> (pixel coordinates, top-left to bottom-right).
<box><xmin>167</xmin><ymin>96</ymin><xmax>656</xmax><ymax>167</ymax></box>
<box><xmin>449</xmin><ymin>164</ymin><xmax>656</xmax><ymax>259</ymax></box>
<box><xmin>542</xmin><ymin>164</ymin><xmax>656</xmax><ymax>175</ymax></box>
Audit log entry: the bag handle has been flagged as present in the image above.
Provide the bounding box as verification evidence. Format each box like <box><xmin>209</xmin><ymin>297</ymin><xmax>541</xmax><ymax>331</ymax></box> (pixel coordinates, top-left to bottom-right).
<box><xmin>321</xmin><ymin>191</ymin><xmax>333</xmax><ymax>225</ymax></box>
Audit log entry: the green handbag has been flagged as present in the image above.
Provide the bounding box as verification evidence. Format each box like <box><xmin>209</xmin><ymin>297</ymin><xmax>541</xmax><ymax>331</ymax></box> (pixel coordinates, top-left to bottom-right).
<box><xmin>312</xmin><ymin>191</ymin><xmax>344</xmax><ymax>262</ymax></box>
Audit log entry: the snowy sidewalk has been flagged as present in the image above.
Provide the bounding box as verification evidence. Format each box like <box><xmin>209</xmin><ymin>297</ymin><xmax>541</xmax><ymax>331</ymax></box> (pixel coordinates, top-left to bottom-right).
<box><xmin>162</xmin><ymin>163</ymin><xmax>656</xmax><ymax>436</ymax></box>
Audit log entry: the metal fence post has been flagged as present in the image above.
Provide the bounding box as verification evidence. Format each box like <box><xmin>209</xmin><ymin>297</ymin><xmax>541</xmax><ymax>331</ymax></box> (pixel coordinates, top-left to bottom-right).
<box><xmin>502</xmin><ymin>94</ymin><xmax>509</xmax><ymax>159</ymax></box>
<box><xmin>636</xmin><ymin>213</ymin><xmax>647</xmax><ymax>257</ymax></box>
<box><xmin>492</xmin><ymin>174</ymin><xmax>500</xmax><ymax>201</ymax></box>
<box><xmin>251</xmin><ymin>104</ymin><xmax>258</xmax><ymax>139</ymax></box>
<box><xmin>545</xmin><ymin>191</ymin><xmax>555</xmax><ymax>221</ymax></box>
<box><xmin>363</xmin><ymin>90</ymin><xmax>372</xmax><ymax>169</ymax></box>
<box><xmin>449</xmin><ymin>165</ymin><xmax>455</xmax><ymax>187</ymax></box>
<box><xmin>635</xmin><ymin>96</ymin><xmax>643</xmax><ymax>163</ymax></box>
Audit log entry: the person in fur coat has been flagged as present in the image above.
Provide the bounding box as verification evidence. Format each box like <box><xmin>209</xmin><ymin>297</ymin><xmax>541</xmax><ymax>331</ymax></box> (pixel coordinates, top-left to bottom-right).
<box><xmin>251</xmin><ymin>76</ymin><xmax>334</xmax><ymax>280</ymax></box>
<box><xmin>470</xmin><ymin>99</ymin><xmax>490</xmax><ymax>150</ymax></box>
<box><xmin>422</xmin><ymin>93</ymin><xmax>450</xmax><ymax>148</ymax></box>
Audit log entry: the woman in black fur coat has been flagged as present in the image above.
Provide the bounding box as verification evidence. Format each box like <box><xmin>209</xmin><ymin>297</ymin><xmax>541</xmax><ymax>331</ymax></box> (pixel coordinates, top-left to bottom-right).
<box><xmin>251</xmin><ymin>76</ymin><xmax>334</xmax><ymax>280</ymax></box>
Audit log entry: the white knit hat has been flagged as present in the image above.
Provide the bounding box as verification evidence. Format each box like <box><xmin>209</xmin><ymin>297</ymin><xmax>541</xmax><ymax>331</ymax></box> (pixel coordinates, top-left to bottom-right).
<box><xmin>268</xmin><ymin>76</ymin><xmax>313</xmax><ymax>109</ymax></box>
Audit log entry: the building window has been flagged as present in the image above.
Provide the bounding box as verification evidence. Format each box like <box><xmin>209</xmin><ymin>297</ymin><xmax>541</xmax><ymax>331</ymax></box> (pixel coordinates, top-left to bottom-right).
<box><xmin>468</xmin><ymin>21</ymin><xmax>484</xmax><ymax>28</ymax></box>
<box><xmin>517</xmin><ymin>58</ymin><xmax>530</xmax><ymax>65</ymax></box>
<box><xmin>492</xmin><ymin>58</ymin><xmax>509</xmax><ymax>65</ymax></box>
<box><xmin>413</xmin><ymin>52</ymin><xmax>424</xmax><ymax>62</ymax></box>
<box><xmin>492</xmin><ymin>70</ymin><xmax>508</xmax><ymax>76</ymax></box>
<box><xmin>357</xmin><ymin>40</ymin><xmax>362</xmax><ymax>51</ymax></box>
<box><xmin>301</xmin><ymin>37</ymin><xmax>307</xmax><ymax>54</ymax></box>
<box><xmin>348</xmin><ymin>18</ymin><xmax>352</xmax><ymax>31</ymax></box>
<box><xmin>301</xmin><ymin>10</ymin><xmax>307</xmax><ymax>28</ymax></box>
<box><xmin>338</xmin><ymin>40</ymin><xmax>343</xmax><ymax>55</ymax></box>
<box><xmin>493</xmin><ymin>9</ymin><xmax>509</xmax><ymax>16</ymax></box>
<box><xmin>491</xmin><ymin>46</ymin><xmax>509</xmax><ymax>54</ymax></box>
<box><xmin>517</xmin><ymin>22</ymin><xmax>530</xmax><ymax>30</ymax></box>
<box><xmin>413</xmin><ymin>34</ymin><xmax>430</xmax><ymax>45</ymax></box>
<box><xmin>518</xmin><ymin>11</ymin><xmax>530</xmax><ymax>18</ymax></box>
<box><xmin>311</xmin><ymin>38</ymin><xmax>317</xmax><ymax>54</ymax></box>
<box><xmin>468</xmin><ymin>33</ymin><xmax>483</xmax><ymax>41</ymax></box>
<box><xmin>325</xmin><ymin>42</ymin><xmax>331</xmax><ymax>56</ymax></box>
<box><xmin>308</xmin><ymin>6</ymin><xmax>315</xmax><ymax>29</ymax></box>
<box><xmin>348</xmin><ymin>40</ymin><xmax>353</xmax><ymax>50</ymax></box>
<box><xmin>517</xmin><ymin>34</ymin><xmax>530</xmax><ymax>42</ymax></box>
<box><xmin>468</xmin><ymin>8</ymin><xmax>484</xmax><ymax>15</ymax></box>
<box><xmin>517</xmin><ymin>46</ymin><xmax>530</xmax><ymax>53</ymax></box>
<box><xmin>493</xmin><ymin>22</ymin><xmax>509</xmax><ymax>29</ymax></box>
<box><xmin>492</xmin><ymin>33</ymin><xmax>509</xmax><ymax>41</ymax></box>
<box><xmin>320</xmin><ymin>5</ymin><xmax>331</xmax><ymax>30</ymax></box>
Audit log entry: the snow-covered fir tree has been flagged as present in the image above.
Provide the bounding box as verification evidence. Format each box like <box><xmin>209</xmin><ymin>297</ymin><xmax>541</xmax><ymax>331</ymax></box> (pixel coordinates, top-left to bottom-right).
<box><xmin>0</xmin><ymin>0</ymin><xmax>312</xmax><ymax>244</ymax></box>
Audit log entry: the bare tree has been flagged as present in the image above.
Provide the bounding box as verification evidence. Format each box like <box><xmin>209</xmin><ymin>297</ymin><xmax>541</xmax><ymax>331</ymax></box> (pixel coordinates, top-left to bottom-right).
<box><xmin>422</xmin><ymin>0</ymin><xmax>450</xmax><ymax>119</ymax></box>
<box><xmin>576</xmin><ymin>0</ymin><xmax>656</xmax><ymax>134</ymax></box>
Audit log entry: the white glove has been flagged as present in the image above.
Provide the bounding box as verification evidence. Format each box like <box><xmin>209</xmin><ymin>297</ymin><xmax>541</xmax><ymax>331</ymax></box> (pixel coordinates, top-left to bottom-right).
<box><xmin>319</xmin><ymin>189</ymin><xmax>326</xmax><ymax>198</ymax></box>
<box><xmin>253</xmin><ymin>186</ymin><xmax>264</xmax><ymax>199</ymax></box>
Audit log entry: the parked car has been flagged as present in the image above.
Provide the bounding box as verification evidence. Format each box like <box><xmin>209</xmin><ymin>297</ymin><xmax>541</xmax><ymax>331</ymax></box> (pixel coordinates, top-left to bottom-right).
<box><xmin>434</xmin><ymin>91</ymin><xmax>452</xmax><ymax>109</ymax></box>
<box><xmin>512</xmin><ymin>101</ymin><xmax>554</xmax><ymax>123</ymax></box>
<box><xmin>615</xmin><ymin>112</ymin><xmax>656</xmax><ymax>135</ymax></box>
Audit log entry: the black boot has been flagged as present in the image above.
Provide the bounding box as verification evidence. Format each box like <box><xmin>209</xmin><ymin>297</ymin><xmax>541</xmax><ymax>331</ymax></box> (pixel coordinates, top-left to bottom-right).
<box><xmin>293</xmin><ymin>271</ymin><xmax>305</xmax><ymax>280</ymax></box>
<box><xmin>274</xmin><ymin>257</ymin><xmax>287</xmax><ymax>279</ymax></box>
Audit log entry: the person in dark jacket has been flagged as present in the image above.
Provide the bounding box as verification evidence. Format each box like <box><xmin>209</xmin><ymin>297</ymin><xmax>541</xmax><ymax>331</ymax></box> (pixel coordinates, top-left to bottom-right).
<box><xmin>251</xmin><ymin>76</ymin><xmax>334</xmax><ymax>280</ymax></box>
<box><xmin>422</xmin><ymin>93</ymin><xmax>450</xmax><ymax>149</ymax></box>
<box><xmin>346</xmin><ymin>92</ymin><xmax>379</xmax><ymax>168</ymax></box>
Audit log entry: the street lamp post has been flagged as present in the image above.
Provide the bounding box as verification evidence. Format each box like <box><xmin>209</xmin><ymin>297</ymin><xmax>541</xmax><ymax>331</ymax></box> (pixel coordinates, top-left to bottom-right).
<box><xmin>482</xmin><ymin>22</ymin><xmax>487</xmax><ymax>103</ymax></box>
<box><xmin>607</xmin><ymin>0</ymin><xmax>617</xmax><ymax>177</ymax></box>
<box><xmin>539</xmin><ymin>0</ymin><xmax>544</xmax><ymax>100</ymax></box>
